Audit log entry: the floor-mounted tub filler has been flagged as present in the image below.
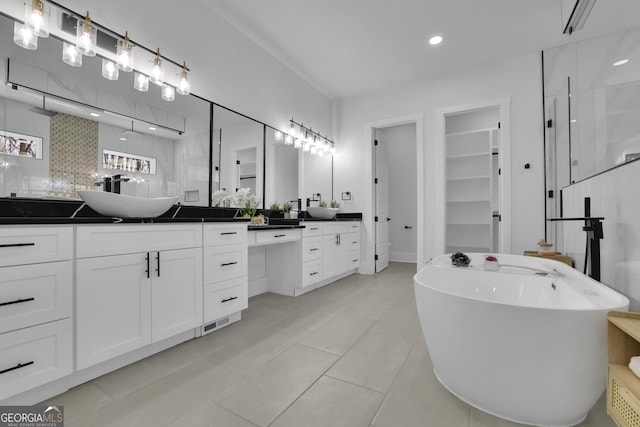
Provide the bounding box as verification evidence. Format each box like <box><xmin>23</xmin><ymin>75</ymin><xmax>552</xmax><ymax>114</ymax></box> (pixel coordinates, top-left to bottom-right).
<box><xmin>414</xmin><ymin>253</ymin><xmax>629</xmax><ymax>427</ymax></box>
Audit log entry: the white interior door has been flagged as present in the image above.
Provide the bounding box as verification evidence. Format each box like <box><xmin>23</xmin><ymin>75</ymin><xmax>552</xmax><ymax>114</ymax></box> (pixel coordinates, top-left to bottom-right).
<box><xmin>374</xmin><ymin>134</ymin><xmax>390</xmax><ymax>272</ymax></box>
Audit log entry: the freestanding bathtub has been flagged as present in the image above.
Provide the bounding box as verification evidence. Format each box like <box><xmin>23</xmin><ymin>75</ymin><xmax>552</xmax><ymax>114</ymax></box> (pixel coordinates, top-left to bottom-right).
<box><xmin>414</xmin><ymin>253</ymin><xmax>629</xmax><ymax>427</ymax></box>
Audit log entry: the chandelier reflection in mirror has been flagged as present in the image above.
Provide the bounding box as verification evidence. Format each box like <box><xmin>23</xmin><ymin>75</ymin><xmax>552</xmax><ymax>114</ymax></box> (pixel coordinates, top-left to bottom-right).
<box><xmin>278</xmin><ymin>118</ymin><xmax>336</xmax><ymax>156</ymax></box>
<box><xmin>11</xmin><ymin>0</ymin><xmax>192</xmax><ymax>103</ymax></box>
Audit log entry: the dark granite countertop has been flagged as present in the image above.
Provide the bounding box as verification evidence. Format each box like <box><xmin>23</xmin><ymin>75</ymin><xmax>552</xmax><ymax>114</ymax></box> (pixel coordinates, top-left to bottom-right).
<box><xmin>0</xmin><ymin>197</ymin><xmax>362</xmax><ymax>225</ymax></box>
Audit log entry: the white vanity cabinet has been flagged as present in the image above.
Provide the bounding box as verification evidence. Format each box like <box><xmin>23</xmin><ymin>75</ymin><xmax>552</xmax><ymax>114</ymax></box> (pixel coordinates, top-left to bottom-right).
<box><xmin>75</xmin><ymin>224</ymin><xmax>203</xmax><ymax>370</ymax></box>
<box><xmin>0</xmin><ymin>226</ymin><xmax>73</xmax><ymax>401</ymax></box>
<box><xmin>322</xmin><ymin>222</ymin><xmax>361</xmax><ymax>279</ymax></box>
<box><xmin>202</xmin><ymin>223</ymin><xmax>248</xmax><ymax>333</ymax></box>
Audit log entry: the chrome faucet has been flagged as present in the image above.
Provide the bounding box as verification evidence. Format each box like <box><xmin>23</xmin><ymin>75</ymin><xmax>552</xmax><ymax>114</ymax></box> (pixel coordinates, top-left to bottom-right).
<box><xmin>95</xmin><ymin>175</ymin><xmax>130</xmax><ymax>194</ymax></box>
<box><xmin>111</xmin><ymin>174</ymin><xmax>130</xmax><ymax>194</ymax></box>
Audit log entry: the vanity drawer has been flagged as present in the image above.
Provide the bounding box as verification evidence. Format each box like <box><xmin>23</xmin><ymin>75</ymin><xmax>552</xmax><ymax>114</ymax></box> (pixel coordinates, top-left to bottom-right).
<box><xmin>0</xmin><ymin>318</ymin><xmax>73</xmax><ymax>400</ymax></box>
<box><xmin>204</xmin><ymin>244</ymin><xmax>248</xmax><ymax>283</ymax></box>
<box><xmin>302</xmin><ymin>237</ymin><xmax>323</xmax><ymax>262</ymax></box>
<box><xmin>204</xmin><ymin>276</ymin><xmax>248</xmax><ymax>322</ymax></box>
<box><xmin>203</xmin><ymin>223</ymin><xmax>247</xmax><ymax>247</ymax></box>
<box><xmin>323</xmin><ymin>222</ymin><xmax>350</xmax><ymax>235</ymax></box>
<box><xmin>349</xmin><ymin>249</ymin><xmax>361</xmax><ymax>269</ymax></box>
<box><xmin>347</xmin><ymin>222</ymin><xmax>361</xmax><ymax>234</ymax></box>
<box><xmin>0</xmin><ymin>226</ymin><xmax>73</xmax><ymax>267</ymax></box>
<box><xmin>76</xmin><ymin>224</ymin><xmax>202</xmax><ymax>258</ymax></box>
<box><xmin>253</xmin><ymin>228</ymin><xmax>301</xmax><ymax>245</ymax></box>
<box><xmin>0</xmin><ymin>261</ymin><xmax>72</xmax><ymax>334</ymax></box>
<box><xmin>347</xmin><ymin>234</ymin><xmax>361</xmax><ymax>251</ymax></box>
<box><xmin>302</xmin><ymin>223</ymin><xmax>323</xmax><ymax>237</ymax></box>
<box><xmin>301</xmin><ymin>260</ymin><xmax>323</xmax><ymax>288</ymax></box>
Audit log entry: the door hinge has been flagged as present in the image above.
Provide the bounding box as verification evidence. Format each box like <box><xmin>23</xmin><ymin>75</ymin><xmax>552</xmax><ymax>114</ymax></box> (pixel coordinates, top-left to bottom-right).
<box><xmin>547</xmin><ymin>119</ymin><xmax>553</xmax><ymax>128</ymax></box>
<box><xmin>498</xmin><ymin>168</ymin><xmax>501</xmax><ymax>175</ymax></box>
<box><xmin>236</xmin><ymin>160</ymin><xmax>240</xmax><ymax>165</ymax></box>
<box><xmin>499</xmin><ymin>215</ymin><xmax>502</xmax><ymax>222</ymax></box>
<box><xmin>374</xmin><ymin>178</ymin><xmax>378</xmax><ymax>184</ymax></box>
<box><xmin>498</xmin><ymin>122</ymin><xmax>501</xmax><ymax>129</ymax></box>
<box><xmin>548</xmin><ymin>190</ymin><xmax>554</xmax><ymax>198</ymax></box>
<box><xmin>375</xmin><ymin>254</ymin><xmax>379</xmax><ymax>261</ymax></box>
<box><xmin>374</xmin><ymin>139</ymin><xmax>378</xmax><ymax>146</ymax></box>
<box><xmin>375</xmin><ymin>216</ymin><xmax>379</xmax><ymax>222</ymax></box>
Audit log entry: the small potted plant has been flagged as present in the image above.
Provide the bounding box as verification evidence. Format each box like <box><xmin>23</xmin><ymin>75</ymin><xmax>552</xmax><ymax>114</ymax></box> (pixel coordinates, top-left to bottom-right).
<box><xmin>283</xmin><ymin>201</ymin><xmax>293</xmax><ymax>219</ymax></box>
<box><xmin>319</xmin><ymin>200</ymin><xmax>327</xmax><ymax>208</ymax></box>
<box><xmin>330</xmin><ymin>200</ymin><xmax>340</xmax><ymax>209</ymax></box>
<box><xmin>270</xmin><ymin>202</ymin><xmax>280</xmax><ymax>210</ymax></box>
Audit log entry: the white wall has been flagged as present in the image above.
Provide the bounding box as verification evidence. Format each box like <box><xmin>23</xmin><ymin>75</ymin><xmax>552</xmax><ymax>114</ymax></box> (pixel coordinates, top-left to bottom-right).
<box><xmin>376</xmin><ymin>124</ymin><xmax>417</xmax><ymax>262</ymax></box>
<box><xmin>561</xmin><ymin>159</ymin><xmax>640</xmax><ymax>310</ymax></box>
<box><xmin>335</xmin><ymin>53</ymin><xmax>545</xmax><ymax>273</ymax></box>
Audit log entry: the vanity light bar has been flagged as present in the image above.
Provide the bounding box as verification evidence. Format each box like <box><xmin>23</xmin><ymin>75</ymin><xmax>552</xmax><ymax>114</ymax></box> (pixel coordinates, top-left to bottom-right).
<box><xmin>13</xmin><ymin>2</ymin><xmax>191</xmax><ymax>102</ymax></box>
<box><xmin>287</xmin><ymin>118</ymin><xmax>336</xmax><ymax>155</ymax></box>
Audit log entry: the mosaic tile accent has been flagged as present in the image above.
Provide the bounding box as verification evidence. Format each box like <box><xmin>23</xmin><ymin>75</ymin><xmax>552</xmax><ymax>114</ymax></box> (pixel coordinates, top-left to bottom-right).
<box><xmin>49</xmin><ymin>113</ymin><xmax>98</xmax><ymax>198</ymax></box>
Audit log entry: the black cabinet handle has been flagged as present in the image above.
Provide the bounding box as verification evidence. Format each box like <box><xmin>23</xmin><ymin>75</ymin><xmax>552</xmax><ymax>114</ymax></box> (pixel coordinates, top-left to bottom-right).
<box><xmin>310</xmin><ymin>271</ymin><xmax>319</xmax><ymax>276</ymax></box>
<box><xmin>404</xmin><ymin>226</ymin><xmax>413</xmax><ymax>229</ymax></box>
<box><xmin>310</xmin><ymin>248</ymin><xmax>319</xmax><ymax>252</ymax></box>
<box><xmin>0</xmin><ymin>297</ymin><xmax>35</xmax><ymax>307</ymax></box>
<box><xmin>221</xmin><ymin>261</ymin><xmax>238</xmax><ymax>267</ymax></box>
<box><xmin>274</xmin><ymin>234</ymin><xmax>286</xmax><ymax>238</ymax></box>
<box><xmin>0</xmin><ymin>361</ymin><xmax>34</xmax><ymax>375</ymax></box>
<box><xmin>353</xmin><ymin>241</ymin><xmax>358</xmax><ymax>244</ymax></box>
<box><xmin>311</xmin><ymin>227</ymin><xmax>319</xmax><ymax>231</ymax></box>
<box><xmin>221</xmin><ymin>296</ymin><xmax>238</xmax><ymax>303</ymax></box>
<box><xmin>0</xmin><ymin>243</ymin><xmax>35</xmax><ymax>248</ymax></box>
<box><xmin>220</xmin><ymin>232</ymin><xmax>237</xmax><ymax>235</ymax></box>
<box><xmin>145</xmin><ymin>252</ymin><xmax>150</xmax><ymax>278</ymax></box>
<box><xmin>156</xmin><ymin>252</ymin><xmax>160</xmax><ymax>277</ymax></box>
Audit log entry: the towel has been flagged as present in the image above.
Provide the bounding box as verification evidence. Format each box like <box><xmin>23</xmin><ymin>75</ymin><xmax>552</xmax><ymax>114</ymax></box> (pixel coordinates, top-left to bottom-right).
<box><xmin>629</xmin><ymin>356</ymin><xmax>640</xmax><ymax>378</ymax></box>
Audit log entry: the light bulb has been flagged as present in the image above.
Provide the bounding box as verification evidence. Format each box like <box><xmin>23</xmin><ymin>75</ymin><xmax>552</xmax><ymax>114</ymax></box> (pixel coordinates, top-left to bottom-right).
<box><xmin>294</xmin><ymin>138</ymin><xmax>303</xmax><ymax>149</ymax></box>
<box><xmin>13</xmin><ymin>22</ymin><xmax>37</xmax><ymax>50</ymax></box>
<box><xmin>150</xmin><ymin>49</ymin><xmax>164</xmax><ymax>86</ymax></box>
<box><xmin>101</xmin><ymin>59</ymin><xmax>119</xmax><ymax>80</ymax></box>
<box><xmin>284</xmin><ymin>134</ymin><xmax>293</xmax><ymax>145</ymax></box>
<box><xmin>76</xmin><ymin>12</ymin><xmax>96</xmax><ymax>56</ymax></box>
<box><xmin>26</xmin><ymin>0</ymin><xmax>50</xmax><ymax>37</ymax></box>
<box><xmin>176</xmin><ymin>62</ymin><xmax>190</xmax><ymax>95</ymax></box>
<box><xmin>310</xmin><ymin>145</ymin><xmax>318</xmax><ymax>155</ymax></box>
<box><xmin>62</xmin><ymin>42</ymin><xmax>82</xmax><ymax>67</ymax></box>
<box><xmin>303</xmin><ymin>140</ymin><xmax>311</xmax><ymax>152</ymax></box>
<box><xmin>134</xmin><ymin>72</ymin><xmax>149</xmax><ymax>92</ymax></box>
<box><xmin>274</xmin><ymin>130</ymin><xmax>283</xmax><ymax>141</ymax></box>
<box><xmin>116</xmin><ymin>31</ymin><xmax>134</xmax><ymax>72</ymax></box>
<box><xmin>162</xmin><ymin>84</ymin><xmax>175</xmax><ymax>101</ymax></box>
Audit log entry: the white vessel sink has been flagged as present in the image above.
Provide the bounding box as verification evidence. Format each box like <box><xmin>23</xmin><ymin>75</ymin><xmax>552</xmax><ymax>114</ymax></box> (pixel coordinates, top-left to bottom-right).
<box><xmin>77</xmin><ymin>190</ymin><xmax>177</xmax><ymax>218</ymax></box>
<box><xmin>307</xmin><ymin>206</ymin><xmax>339</xmax><ymax>220</ymax></box>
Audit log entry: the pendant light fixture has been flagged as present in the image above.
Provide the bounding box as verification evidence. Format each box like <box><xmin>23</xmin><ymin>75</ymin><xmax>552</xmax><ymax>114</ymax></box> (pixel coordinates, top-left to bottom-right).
<box><xmin>101</xmin><ymin>58</ymin><xmax>119</xmax><ymax>80</ymax></box>
<box><xmin>284</xmin><ymin>134</ymin><xmax>293</xmax><ymax>145</ymax></box>
<box><xmin>62</xmin><ymin>42</ymin><xmax>82</xmax><ymax>66</ymax></box>
<box><xmin>150</xmin><ymin>49</ymin><xmax>164</xmax><ymax>86</ymax></box>
<box><xmin>25</xmin><ymin>0</ymin><xmax>50</xmax><ymax>37</ymax></box>
<box><xmin>133</xmin><ymin>72</ymin><xmax>149</xmax><ymax>92</ymax></box>
<box><xmin>76</xmin><ymin>12</ymin><xmax>96</xmax><ymax>56</ymax></box>
<box><xmin>116</xmin><ymin>31</ymin><xmax>134</xmax><ymax>72</ymax></box>
<box><xmin>176</xmin><ymin>62</ymin><xmax>190</xmax><ymax>95</ymax></box>
<box><xmin>13</xmin><ymin>21</ymin><xmax>38</xmax><ymax>50</ymax></box>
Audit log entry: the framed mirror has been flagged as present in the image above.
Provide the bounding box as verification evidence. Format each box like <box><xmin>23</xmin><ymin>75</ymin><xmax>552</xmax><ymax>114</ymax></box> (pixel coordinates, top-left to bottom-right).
<box><xmin>264</xmin><ymin>126</ymin><xmax>299</xmax><ymax>209</ymax></box>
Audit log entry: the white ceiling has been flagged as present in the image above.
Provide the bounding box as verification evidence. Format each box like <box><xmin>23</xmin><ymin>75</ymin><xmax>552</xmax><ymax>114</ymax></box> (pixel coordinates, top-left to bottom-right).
<box><xmin>34</xmin><ymin>0</ymin><xmax>640</xmax><ymax>100</ymax></box>
<box><xmin>201</xmin><ymin>0</ymin><xmax>640</xmax><ymax>99</ymax></box>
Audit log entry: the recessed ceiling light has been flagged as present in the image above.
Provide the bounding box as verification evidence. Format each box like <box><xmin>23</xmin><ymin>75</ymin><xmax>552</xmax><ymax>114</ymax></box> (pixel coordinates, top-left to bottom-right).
<box><xmin>90</xmin><ymin>112</ymin><xmax>100</xmax><ymax>117</ymax></box>
<box><xmin>429</xmin><ymin>35</ymin><xmax>443</xmax><ymax>46</ymax></box>
<box><xmin>613</xmin><ymin>59</ymin><xmax>629</xmax><ymax>66</ymax></box>
<box><xmin>148</xmin><ymin>126</ymin><xmax>156</xmax><ymax>131</ymax></box>
<box><xmin>119</xmin><ymin>137</ymin><xmax>127</xmax><ymax>141</ymax></box>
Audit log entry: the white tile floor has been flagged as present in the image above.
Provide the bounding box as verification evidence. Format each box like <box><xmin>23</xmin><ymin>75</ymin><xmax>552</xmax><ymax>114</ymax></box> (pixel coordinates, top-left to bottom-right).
<box><xmin>43</xmin><ymin>262</ymin><xmax>615</xmax><ymax>427</ymax></box>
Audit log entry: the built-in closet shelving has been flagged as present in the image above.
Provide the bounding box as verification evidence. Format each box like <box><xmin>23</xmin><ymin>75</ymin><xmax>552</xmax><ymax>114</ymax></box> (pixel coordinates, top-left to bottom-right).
<box><xmin>445</xmin><ymin>108</ymin><xmax>500</xmax><ymax>254</ymax></box>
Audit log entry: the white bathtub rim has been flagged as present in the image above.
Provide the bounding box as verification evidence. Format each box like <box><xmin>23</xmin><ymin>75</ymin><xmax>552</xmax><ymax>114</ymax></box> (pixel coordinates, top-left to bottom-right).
<box><xmin>432</xmin><ymin>368</ymin><xmax>589</xmax><ymax>427</ymax></box>
<box><xmin>415</xmin><ymin>254</ymin><xmax>629</xmax><ymax>312</ymax></box>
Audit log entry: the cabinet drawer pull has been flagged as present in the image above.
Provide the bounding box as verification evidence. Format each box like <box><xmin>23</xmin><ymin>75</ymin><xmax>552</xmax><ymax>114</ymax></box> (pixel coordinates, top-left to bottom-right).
<box><xmin>352</xmin><ymin>259</ymin><xmax>359</xmax><ymax>263</ymax></box>
<box><xmin>0</xmin><ymin>242</ymin><xmax>35</xmax><ymax>248</ymax></box>
<box><xmin>145</xmin><ymin>252</ymin><xmax>150</xmax><ymax>279</ymax></box>
<box><xmin>274</xmin><ymin>234</ymin><xmax>286</xmax><ymax>238</ymax></box>
<box><xmin>310</xmin><ymin>272</ymin><xmax>319</xmax><ymax>276</ymax></box>
<box><xmin>0</xmin><ymin>297</ymin><xmax>35</xmax><ymax>307</ymax></box>
<box><xmin>310</xmin><ymin>227</ymin><xmax>319</xmax><ymax>231</ymax></box>
<box><xmin>220</xmin><ymin>232</ymin><xmax>238</xmax><ymax>235</ymax></box>
<box><xmin>221</xmin><ymin>261</ymin><xmax>238</xmax><ymax>267</ymax></box>
<box><xmin>352</xmin><ymin>241</ymin><xmax>358</xmax><ymax>244</ymax></box>
<box><xmin>0</xmin><ymin>361</ymin><xmax>34</xmax><ymax>375</ymax></box>
<box><xmin>221</xmin><ymin>296</ymin><xmax>238</xmax><ymax>303</ymax></box>
<box><xmin>310</xmin><ymin>248</ymin><xmax>319</xmax><ymax>252</ymax></box>
<box><xmin>156</xmin><ymin>252</ymin><xmax>160</xmax><ymax>277</ymax></box>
